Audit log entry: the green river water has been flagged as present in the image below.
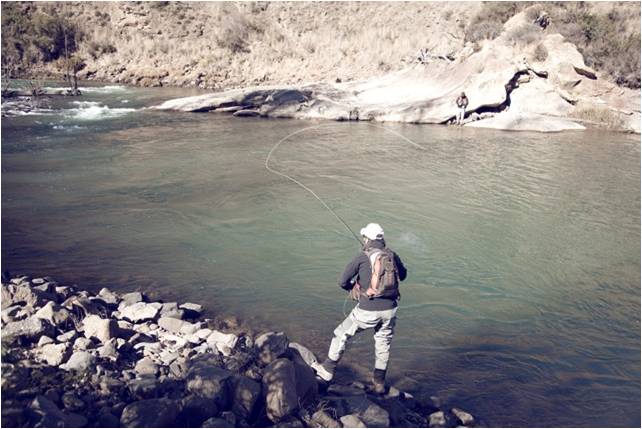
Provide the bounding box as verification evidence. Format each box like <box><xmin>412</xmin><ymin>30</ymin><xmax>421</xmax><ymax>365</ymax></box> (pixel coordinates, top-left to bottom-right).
<box><xmin>2</xmin><ymin>82</ymin><xmax>640</xmax><ymax>427</ymax></box>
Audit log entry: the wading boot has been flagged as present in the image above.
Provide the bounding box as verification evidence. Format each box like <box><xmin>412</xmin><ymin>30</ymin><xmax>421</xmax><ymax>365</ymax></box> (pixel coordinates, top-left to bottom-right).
<box><xmin>372</xmin><ymin>369</ymin><xmax>387</xmax><ymax>394</ymax></box>
<box><xmin>311</xmin><ymin>358</ymin><xmax>337</xmax><ymax>382</ymax></box>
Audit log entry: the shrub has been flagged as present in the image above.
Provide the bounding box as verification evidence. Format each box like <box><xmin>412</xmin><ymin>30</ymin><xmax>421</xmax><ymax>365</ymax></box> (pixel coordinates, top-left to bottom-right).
<box><xmin>465</xmin><ymin>2</ymin><xmax>532</xmax><ymax>43</ymax></box>
<box><xmin>506</xmin><ymin>22</ymin><xmax>540</xmax><ymax>45</ymax></box>
<box><xmin>573</xmin><ymin>106</ymin><xmax>624</xmax><ymax>129</ymax></box>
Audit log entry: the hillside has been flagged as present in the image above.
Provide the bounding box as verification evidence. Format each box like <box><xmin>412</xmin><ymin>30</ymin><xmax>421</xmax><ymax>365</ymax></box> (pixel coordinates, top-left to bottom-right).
<box><xmin>2</xmin><ymin>1</ymin><xmax>639</xmax><ymax>90</ymax></box>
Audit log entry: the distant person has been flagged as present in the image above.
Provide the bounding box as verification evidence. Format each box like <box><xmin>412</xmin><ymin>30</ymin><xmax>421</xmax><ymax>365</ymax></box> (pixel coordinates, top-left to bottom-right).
<box><xmin>311</xmin><ymin>223</ymin><xmax>408</xmax><ymax>394</ymax></box>
<box><xmin>456</xmin><ymin>91</ymin><xmax>469</xmax><ymax>125</ymax></box>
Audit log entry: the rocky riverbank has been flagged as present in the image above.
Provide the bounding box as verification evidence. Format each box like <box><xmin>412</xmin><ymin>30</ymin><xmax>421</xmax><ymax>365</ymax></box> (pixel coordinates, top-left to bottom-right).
<box><xmin>153</xmin><ymin>11</ymin><xmax>640</xmax><ymax>134</ymax></box>
<box><xmin>1</xmin><ymin>274</ymin><xmax>479</xmax><ymax>428</ymax></box>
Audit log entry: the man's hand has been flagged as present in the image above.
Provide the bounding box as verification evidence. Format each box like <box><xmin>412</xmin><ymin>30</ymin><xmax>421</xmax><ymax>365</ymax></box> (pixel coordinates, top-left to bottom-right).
<box><xmin>366</xmin><ymin>287</ymin><xmax>377</xmax><ymax>298</ymax></box>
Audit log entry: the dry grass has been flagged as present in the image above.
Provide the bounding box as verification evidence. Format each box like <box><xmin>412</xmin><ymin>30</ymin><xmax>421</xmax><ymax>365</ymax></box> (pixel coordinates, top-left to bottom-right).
<box><xmin>572</xmin><ymin>106</ymin><xmax>625</xmax><ymax>130</ymax></box>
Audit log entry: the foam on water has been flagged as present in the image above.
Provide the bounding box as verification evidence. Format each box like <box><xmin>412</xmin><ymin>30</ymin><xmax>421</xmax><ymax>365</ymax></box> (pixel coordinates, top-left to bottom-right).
<box><xmin>65</xmin><ymin>101</ymin><xmax>135</xmax><ymax>121</ymax></box>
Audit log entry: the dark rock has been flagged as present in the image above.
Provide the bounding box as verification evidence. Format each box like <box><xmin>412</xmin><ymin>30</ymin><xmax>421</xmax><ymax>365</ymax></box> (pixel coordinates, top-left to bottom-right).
<box><xmin>97</xmin><ymin>410</ymin><xmax>121</xmax><ymax>428</ymax></box>
<box><xmin>2</xmin><ymin>407</ymin><xmax>26</xmax><ymax>427</ymax></box>
<box><xmin>186</xmin><ymin>355</ymin><xmax>232</xmax><ymax>409</ymax></box>
<box><xmin>202</xmin><ymin>417</ymin><xmax>234</xmax><ymax>428</ymax></box>
<box><xmin>290</xmin><ymin>350</ymin><xmax>318</xmax><ymax>405</ymax></box>
<box><xmin>178</xmin><ymin>394</ymin><xmax>219</xmax><ymax>427</ymax></box>
<box><xmin>230</xmin><ymin>375</ymin><xmax>261</xmax><ymax>420</ymax></box>
<box><xmin>127</xmin><ymin>376</ymin><xmax>160</xmax><ymax>399</ymax></box>
<box><xmin>255</xmin><ymin>331</ymin><xmax>289</xmax><ymax>365</ymax></box>
<box><xmin>2</xmin><ymin>305</ymin><xmax>25</xmax><ymax>324</ymax></box>
<box><xmin>327</xmin><ymin>383</ymin><xmax>365</xmax><ymax>397</ymax></box>
<box><xmin>330</xmin><ymin>395</ymin><xmax>390</xmax><ymax>428</ymax></box>
<box><xmin>275</xmin><ymin>416</ymin><xmax>305</xmax><ymax>427</ymax></box>
<box><xmin>263</xmin><ymin>358</ymin><xmax>299</xmax><ymax>422</ymax></box>
<box><xmin>60</xmin><ymin>351</ymin><xmax>95</xmax><ymax>372</ymax></box>
<box><xmin>120</xmin><ymin>398</ymin><xmax>180</xmax><ymax>428</ymax></box>
<box><xmin>28</xmin><ymin>395</ymin><xmax>79</xmax><ymax>427</ymax></box>
<box><xmin>62</xmin><ymin>391</ymin><xmax>86</xmax><ymax>412</ymax></box>
<box><xmin>64</xmin><ymin>296</ymin><xmax>109</xmax><ymax>318</ymax></box>
<box><xmin>179</xmin><ymin>302</ymin><xmax>203</xmax><ymax>318</ymax></box>
<box><xmin>311</xmin><ymin>410</ymin><xmax>341</xmax><ymax>428</ymax></box>
<box><xmin>288</xmin><ymin>342</ymin><xmax>318</xmax><ymax>366</ymax></box>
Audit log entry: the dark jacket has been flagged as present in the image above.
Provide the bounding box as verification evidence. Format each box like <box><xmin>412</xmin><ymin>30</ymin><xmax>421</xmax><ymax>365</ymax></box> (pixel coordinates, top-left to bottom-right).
<box><xmin>456</xmin><ymin>95</ymin><xmax>469</xmax><ymax>108</ymax></box>
<box><xmin>338</xmin><ymin>239</ymin><xmax>407</xmax><ymax>311</ymax></box>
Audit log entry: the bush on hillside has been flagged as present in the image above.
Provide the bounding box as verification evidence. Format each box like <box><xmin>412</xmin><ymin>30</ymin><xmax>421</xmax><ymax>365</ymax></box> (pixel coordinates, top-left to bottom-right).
<box><xmin>464</xmin><ymin>1</ymin><xmax>532</xmax><ymax>43</ymax></box>
<box><xmin>533</xmin><ymin>43</ymin><xmax>548</xmax><ymax>62</ymax></box>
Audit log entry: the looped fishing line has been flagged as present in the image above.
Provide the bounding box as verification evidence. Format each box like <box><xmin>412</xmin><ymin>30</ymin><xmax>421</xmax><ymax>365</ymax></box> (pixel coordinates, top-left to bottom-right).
<box><xmin>265</xmin><ymin>122</ymin><xmax>425</xmax><ymax>318</ymax></box>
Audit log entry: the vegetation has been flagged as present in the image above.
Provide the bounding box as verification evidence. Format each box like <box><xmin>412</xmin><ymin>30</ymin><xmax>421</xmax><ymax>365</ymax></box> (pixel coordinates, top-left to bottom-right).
<box><xmin>465</xmin><ymin>1</ymin><xmax>640</xmax><ymax>88</ymax></box>
<box><xmin>1</xmin><ymin>2</ymin><xmax>84</xmax><ymax>92</ymax></box>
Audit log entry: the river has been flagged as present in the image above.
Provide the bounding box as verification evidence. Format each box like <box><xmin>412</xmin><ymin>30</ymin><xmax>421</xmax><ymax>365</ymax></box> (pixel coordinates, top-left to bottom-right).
<box><xmin>2</xmin><ymin>82</ymin><xmax>640</xmax><ymax>427</ymax></box>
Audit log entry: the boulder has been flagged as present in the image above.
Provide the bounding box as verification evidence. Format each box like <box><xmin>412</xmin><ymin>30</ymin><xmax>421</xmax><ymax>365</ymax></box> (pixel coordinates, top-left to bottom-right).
<box><xmin>2</xmin><ymin>305</ymin><xmax>25</xmax><ymax>324</ymax></box>
<box><xmin>73</xmin><ymin>337</ymin><xmax>94</xmax><ymax>351</ymax></box>
<box><xmin>160</xmin><ymin>302</ymin><xmax>185</xmax><ymax>319</ymax></box>
<box><xmin>83</xmin><ymin>315</ymin><xmax>117</xmax><ymax>343</ymax></box>
<box><xmin>127</xmin><ymin>376</ymin><xmax>160</xmax><ymax>400</ymax></box>
<box><xmin>34</xmin><ymin>301</ymin><xmax>71</xmax><ymax>328</ymax></box>
<box><xmin>120</xmin><ymin>291</ymin><xmax>144</xmax><ymax>306</ymax></box>
<box><xmin>186</xmin><ymin>355</ymin><xmax>232</xmax><ymax>408</ymax></box>
<box><xmin>97</xmin><ymin>339</ymin><xmax>119</xmax><ymax>360</ymax></box>
<box><xmin>262</xmin><ymin>358</ymin><xmax>299</xmax><ymax>422</ymax></box>
<box><xmin>37</xmin><ymin>335</ymin><xmax>54</xmax><ymax>347</ymax></box>
<box><xmin>207</xmin><ymin>330</ymin><xmax>238</xmax><ymax>356</ymax></box>
<box><xmin>288</xmin><ymin>342</ymin><xmax>318</xmax><ymax>367</ymax></box>
<box><xmin>290</xmin><ymin>349</ymin><xmax>318</xmax><ymax>405</ymax></box>
<box><xmin>119</xmin><ymin>302</ymin><xmax>160</xmax><ymax>323</ymax></box>
<box><xmin>28</xmin><ymin>395</ymin><xmax>82</xmax><ymax>427</ymax></box>
<box><xmin>61</xmin><ymin>391</ymin><xmax>86</xmax><ymax>412</ymax></box>
<box><xmin>340</xmin><ymin>414</ymin><xmax>367</xmax><ymax>428</ymax></box>
<box><xmin>452</xmin><ymin>408</ymin><xmax>475</xmax><ymax>427</ymax></box>
<box><xmin>2</xmin><ymin>284</ymin><xmax>51</xmax><ymax>309</ymax></box>
<box><xmin>340</xmin><ymin>395</ymin><xmax>390</xmax><ymax>428</ymax></box>
<box><xmin>428</xmin><ymin>411</ymin><xmax>447</xmax><ymax>428</ymax></box>
<box><xmin>179</xmin><ymin>302</ymin><xmax>203</xmax><ymax>318</ymax></box>
<box><xmin>98</xmin><ymin>287</ymin><xmax>120</xmax><ymax>305</ymax></box>
<box><xmin>3</xmin><ymin>315</ymin><xmax>54</xmax><ymax>343</ymax></box>
<box><xmin>230</xmin><ymin>375</ymin><xmax>261</xmax><ymax>420</ymax></box>
<box><xmin>158</xmin><ymin>316</ymin><xmax>188</xmax><ymax>333</ymax></box>
<box><xmin>312</xmin><ymin>410</ymin><xmax>342</xmax><ymax>427</ymax></box>
<box><xmin>179</xmin><ymin>321</ymin><xmax>201</xmax><ymax>336</ymax></box>
<box><xmin>60</xmin><ymin>351</ymin><xmax>95</xmax><ymax>372</ymax></box>
<box><xmin>255</xmin><ymin>331</ymin><xmax>289</xmax><ymax>365</ymax></box>
<box><xmin>179</xmin><ymin>394</ymin><xmax>219</xmax><ymax>427</ymax></box>
<box><xmin>120</xmin><ymin>398</ymin><xmax>180</xmax><ymax>428</ymax></box>
<box><xmin>134</xmin><ymin>357</ymin><xmax>159</xmax><ymax>376</ymax></box>
<box><xmin>57</xmin><ymin>330</ymin><xmax>78</xmax><ymax>343</ymax></box>
<box><xmin>38</xmin><ymin>342</ymin><xmax>71</xmax><ymax>366</ymax></box>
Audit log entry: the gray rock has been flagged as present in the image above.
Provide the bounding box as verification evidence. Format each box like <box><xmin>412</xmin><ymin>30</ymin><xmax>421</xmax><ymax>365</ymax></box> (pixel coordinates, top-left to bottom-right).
<box><xmin>312</xmin><ymin>410</ymin><xmax>341</xmax><ymax>427</ymax></box>
<box><xmin>230</xmin><ymin>375</ymin><xmax>261</xmax><ymax>419</ymax></box>
<box><xmin>63</xmin><ymin>296</ymin><xmax>108</xmax><ymax>317</ymax></box>
<box><xmin>34</xmin><ymin>301</ymin><xmax>71</xmax><ymax>327</ymax></box>
<box><xmin>57</xmin><ymin>330</ymin><xmax>78</xmax><ymax>343</ymax></box>
<box><xmin>207</xmin><ymin>330</ymin><xmax>238</xmax><ymax>356</ymax></box>
<box><xmin>1</xmin><ymin>305</ymin><xmax>24</xmax><ymax>324</ymax></box>
<box><xmin>38</xmin><ymin>342</ymin><xmax>71</xmax><ymax>366</ymax></box>
<box><xmin>120</xmin><ymin>398</ymin><xmax>180</xmax><ymax>428</ymax></box>
<box><xmin>158</xmin><ymin>332</ymin><xmax>188</xmax><ymax>349</ymax></box>
<box><xmin>428</xmin><ymin>411</ymin><xmax>447</xmax><ymax>428</ymax></box>
<box><xmin>195</xmin><ymin>328</ymin><xmax>212</xmax><ymax>339</ymax></box>
<box><xmin>452</xmin><ymin>408</ymin><xmax>475</xmax><ymax>427</ymax></box>
<box><xmin>201</xmin><ymin>417</ymin><xmax>234</xmax><ymax>428</ymax></box>
<box><xmin>97</xmin><ymin>410</ymin><xmax>120</xmax><ymax>428</ymax></box>
<box><xmin>169</xmin><ymin>357</ymin><xmax>189</xmax><ymax>379</ymax></box>
<box><xmin>159</xmin><ymin>349</ymin><xmax>180</xmax><ymax>366</ymax></box>
<box><xmin>98</xmin><ymin>287</ymin><xmax>120</xmax><ymax>305</ymax></box>
<box><xmin>28</xmin><ymin>395</ymin><xmax>83</xmax><ymax>427</ymax></box>
<box><xmin>127</xmin><ymin>376</ymin><xmax>160</xmax><ymax>399</ymax></box>
<box><xmin>342</xmin><ymin>395</ymin><xmax>390</xmax><ymax>428</ymax></box>
<box><xmin>60</xmin><ymin>351</ymin><xmax>95</xmax><ymax>372</ymax></box>
<box><xmin>134</xmin><ymin>357</ymin><xmax>159</xmax><ymax>376</ymax></box>
<box><xmin>288</xmin><ymin>342</ymin><xmax>318</xmax><ymax>367</ymax></box>
<box><xmin>73</xmin><ymin>337</ymin><xmax>94</xmax><ymax>351</ymax></box>
<box><xmin>83</xmin><ymin>314</ymin><xmax>117</xmax><ymax>344</ymax></box>
<box><xmin>37</xmin><ymin>335</ymin><xmax>55</xmax><ymax>347</ymax></box>
<box><xmin>158</xmin><ymin>316</ymin><xmax>188</xmax><ymax>333</ymax></box>
<box><xmin>179</xmin><ymin>321</ymin><xmax>201</xmax><ymax>336</ymax></box>
<box><xmin>120</xmin><ymin>291</ymin><xmax>144</xmax><ymax>306</ymax></box>
<box><xmin>186</xmin><ymin>355</ymin><xmax>232</xmax><ymax>408</ymax></box>
<box><xmin>97</xmin><ymin>339</ymin><xmax>119</xmax><ymax>360</ymax></box>
<box><xmin>255</xmin><ymin>331</ymin><xmax>289</xmax><ymax>365</ymax></box>
<box><xmin>263</xmin><ymin>358</ymin><xmax>299</xmax><ymax>422</ymax></box>
<box><xmin>2</xmin><ymin>284</ymin><xmax>51</xmax><ymax>309</ymax></box>
<box><xmin>3</xmin><ymin>315</ymin><xmax>54</xmax><ymax>342</ymax></box>
<box><xmin>119</xmin><ymin>302</ymin><xmax>160</xmax><ymax>323</ymax></box>
<box><xmin>340</xmin><ymin>414</ymin><xmax>367</xmax><ymax>428</ymax></box>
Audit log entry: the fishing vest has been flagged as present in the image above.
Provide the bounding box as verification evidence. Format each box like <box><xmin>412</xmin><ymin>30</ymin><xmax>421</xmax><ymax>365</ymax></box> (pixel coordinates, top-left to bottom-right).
<box><xmin>363</xmin><ymin>247</ymin><xmax>400</xmax><ymax>299</ymax></box>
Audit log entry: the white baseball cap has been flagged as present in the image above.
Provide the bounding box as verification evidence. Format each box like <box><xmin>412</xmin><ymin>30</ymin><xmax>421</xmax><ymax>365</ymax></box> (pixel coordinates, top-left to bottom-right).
<box><xmin>360</xmin><ymin>223</ymin><xmax>384</xmax><ymax>240</ymax></box>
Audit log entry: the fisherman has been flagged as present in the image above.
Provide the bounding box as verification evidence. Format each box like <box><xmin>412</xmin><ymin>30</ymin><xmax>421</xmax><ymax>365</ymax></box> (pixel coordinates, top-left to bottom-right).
<box><xmin>455</xmin><ymin>91</ymin><xmax>469</xmax><ymax>125</ymax></box>
<box><xmin>311</xmin><ymin>223</ymin><xmax>407</xmax><ymax>394</ymax></box>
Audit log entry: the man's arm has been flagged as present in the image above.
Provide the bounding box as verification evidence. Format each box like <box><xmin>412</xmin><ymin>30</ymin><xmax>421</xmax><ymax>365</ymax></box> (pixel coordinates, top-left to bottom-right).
<box><xmin>394</xmin><ymin>253</ymin><xmax>408</xmax><ymax>281</ymax></box>
<box><xmin>338</xmin><ymin>255</ymin><xmax>361</xmax><ymax>290</ymax></box>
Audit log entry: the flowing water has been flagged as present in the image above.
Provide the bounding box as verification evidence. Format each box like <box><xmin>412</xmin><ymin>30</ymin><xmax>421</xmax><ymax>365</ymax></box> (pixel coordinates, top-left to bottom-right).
<box><xmin>2</xmin><ymin>82</ymin><xmax>640</xmax><ymax>427</ymax></box>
